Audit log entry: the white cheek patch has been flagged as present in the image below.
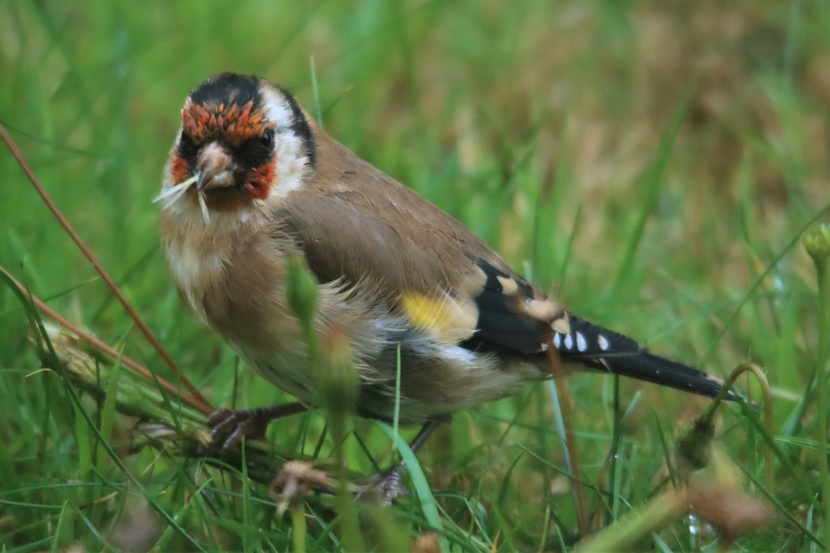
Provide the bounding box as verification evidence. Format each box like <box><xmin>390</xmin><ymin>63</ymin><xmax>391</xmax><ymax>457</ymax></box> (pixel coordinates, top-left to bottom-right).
<box><xmin>260</xmin><ymin>88</ymin><xmax>294</xmax><ymax>129</ymax></box>
<box><xmin>259</xmin><ymin>87</ymin><xmax>313</xmax><ymax>200</ymax></box>
<box><xmin>271</xmin><ymin>131</ymin><xmax>310</xmax><ymax>198</ymax></box>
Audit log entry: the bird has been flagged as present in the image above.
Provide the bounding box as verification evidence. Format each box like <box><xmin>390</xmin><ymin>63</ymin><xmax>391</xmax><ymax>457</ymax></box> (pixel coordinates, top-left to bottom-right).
<box><xmin>157</xmin><ymin>72</ymin><xmax>732</xmax><ymax>497</ymax></box>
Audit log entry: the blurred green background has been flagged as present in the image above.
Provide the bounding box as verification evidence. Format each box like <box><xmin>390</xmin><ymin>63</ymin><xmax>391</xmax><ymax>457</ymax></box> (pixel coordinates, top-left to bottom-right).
<box><xmin>1</xmin><ymin>0</ymin><xmax>829</xmax><ymax>551</ymax></box>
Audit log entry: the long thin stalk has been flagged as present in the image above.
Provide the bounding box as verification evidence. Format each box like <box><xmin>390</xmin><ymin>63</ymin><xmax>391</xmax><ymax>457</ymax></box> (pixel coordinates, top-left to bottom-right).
<box><xmin>803</xmin><ymin>226</ymin><xmax>830</xmax><ymax>547</ymax></box>
<box><xmin>0</xmin><ymin>122</ymin><xmax>211</xmax><ymax>410</ymax></box>
<box><xmin>543</xmin><ymin>329</ymin><xmax>589</xmax><ymax>538</ymax></box>
<box><xmin>0</xmin><ymin>265</ymin><xmax>213</xmax><ymax>415</ymax></box>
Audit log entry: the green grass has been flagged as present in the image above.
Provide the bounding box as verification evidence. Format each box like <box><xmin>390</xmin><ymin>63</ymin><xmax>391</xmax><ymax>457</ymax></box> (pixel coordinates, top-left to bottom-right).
<box><xmin>2</xmin><ymin>0</ymin><xmax>830</xmax><ymax>550</ymax></box>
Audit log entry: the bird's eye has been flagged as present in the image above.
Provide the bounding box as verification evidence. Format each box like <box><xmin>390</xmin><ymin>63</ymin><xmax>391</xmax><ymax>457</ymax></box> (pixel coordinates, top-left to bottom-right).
<box><xmin>261</xmin><ymin>128</ymin><xmax>275</xmax><ymax>149</ymax></box>
<box><xmin>177</xmin><ymin>132</ymin><xmax>199</xmax><ymax>163</ymax></box>
<box><xmin>236</xmin><ymin>129</ymin><xmax>276</xmax><ymax>170</ymax></box>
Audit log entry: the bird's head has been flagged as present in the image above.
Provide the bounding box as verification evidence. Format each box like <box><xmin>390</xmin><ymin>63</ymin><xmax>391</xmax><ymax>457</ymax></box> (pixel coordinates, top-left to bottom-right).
<box><xmin>158</xmin><ymin>73</ymin><xmax>315</xmax><ymax>226</ymax></box>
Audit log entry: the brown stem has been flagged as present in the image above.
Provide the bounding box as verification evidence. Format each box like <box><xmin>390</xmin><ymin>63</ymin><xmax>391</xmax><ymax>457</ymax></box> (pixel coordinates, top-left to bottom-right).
<box><xmin>543</xmin><ymin>328</ymin><xmax>589</xmax><ymax>538</ymax></box>
<box><xmin>0</xmin><ymin>122</ymin><xmax>211</xmax><ymax>409</ymax></box>
<box><xmin>1</xmin><ymin>265</ymin><xmax>213</xmax><ymax>415</ymax></box>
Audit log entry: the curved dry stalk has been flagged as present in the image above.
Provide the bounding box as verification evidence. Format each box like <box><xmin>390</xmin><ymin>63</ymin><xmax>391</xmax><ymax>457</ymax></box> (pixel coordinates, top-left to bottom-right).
<box><xmin>30</xmin><ymin>319</ymin><xmax>365</xmax><ymax>501</ymax></box>
<box><xmin>685</xmin><ymin>362</ymin><xmax>774</xmax><ymax>492</ymax></box>
<box><xmin>0</xmin><ymin>121</ymin><xmax>210</xmax><ymax>409</ymax></box>
<box><xmin>1</xmin><ymin>265</ymin><xmax>213</xmax><ymax>415</ymax></box>
<box><xmin>30</xmin><ymin>319</ymin><xmax>294</xmax><ymax>482</ymax></box>
<box><xmin>542</xmin><ymin>328</ymin><xmax>589</xmax><ymax>538</ymax></box>
<box><xmin>722</xmin><ymin>362</ymin><xmax>774</xmax><ymax>493</ymax></box>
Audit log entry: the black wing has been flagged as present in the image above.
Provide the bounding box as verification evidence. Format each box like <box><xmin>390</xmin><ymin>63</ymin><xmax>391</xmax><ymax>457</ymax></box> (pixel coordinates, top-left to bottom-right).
<box><xmin>465</xmin><ymin>260</ymin><xmax>731</xmax><ymax>400</ymax></box>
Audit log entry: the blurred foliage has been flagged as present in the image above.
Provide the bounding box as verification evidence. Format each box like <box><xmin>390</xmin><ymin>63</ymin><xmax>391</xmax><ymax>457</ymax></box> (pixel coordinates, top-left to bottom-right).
<box><xmin>1</xmin><ymin>0</ymin><xmax>828</xmax><ymax>550</ymax></box>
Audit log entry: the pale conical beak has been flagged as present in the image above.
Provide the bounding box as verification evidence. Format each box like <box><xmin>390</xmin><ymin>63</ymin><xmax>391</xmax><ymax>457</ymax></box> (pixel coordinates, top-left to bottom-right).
<box><xmin>196</xmin><ymin>141</ymin><xmax>235</xmax><ymax>191</ymax></box>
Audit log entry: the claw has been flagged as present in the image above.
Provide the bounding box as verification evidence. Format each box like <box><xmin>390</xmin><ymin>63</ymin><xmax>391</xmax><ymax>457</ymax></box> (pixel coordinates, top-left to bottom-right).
<box><xmin>355</xmin><ymin>465</ymin><xmax>409</xmax><ymax>506</ymax></box>
<box><xmin>207</xmin><ymin>408</ymin><xmax>270</xmax><ymax>448</ymax></box>
<box><xmin>204</xmin><ymin>402</ymin><xmax>309</xmax><ymax>449</ymax></box>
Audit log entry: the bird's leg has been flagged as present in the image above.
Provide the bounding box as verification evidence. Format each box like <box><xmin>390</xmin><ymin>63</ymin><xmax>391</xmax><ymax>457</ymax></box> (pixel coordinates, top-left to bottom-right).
<box><xmin>356</xmin><ymin>417</ymin><xmax>445</xmax><ymax>505</ymax></box>
<box><xmin>207</xmin><ymin>402</ymin><xmax>308</xmax><ymax>448</ymax></box>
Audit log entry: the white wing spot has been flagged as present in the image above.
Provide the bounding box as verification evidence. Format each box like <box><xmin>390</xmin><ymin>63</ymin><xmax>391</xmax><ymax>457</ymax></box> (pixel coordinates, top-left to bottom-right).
<box><xmin>598</xmin><ymin>335</ymin><xmax>610</xmax><ymax>351</ymax></box>
<box><xmin>564</xmin><ymin>333</ymin><xmax>573</xmax><ymax>350</ymax></box>
<box><xmin>553</xmin><ymin>333</ymin><xmax>562</xmax><ymax>348</ymax></box>
<box><xmin>576</xmin><ymin>332</ymin><xmax>587</xmax><ymax>352</ymax></box>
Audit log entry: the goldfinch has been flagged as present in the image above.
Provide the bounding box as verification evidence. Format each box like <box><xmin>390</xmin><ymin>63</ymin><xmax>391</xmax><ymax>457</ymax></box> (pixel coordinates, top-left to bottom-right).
<box><xmin>159</xmin><ymin>73</ymin><xmax>730</xmax><ymax>453</ymax></box>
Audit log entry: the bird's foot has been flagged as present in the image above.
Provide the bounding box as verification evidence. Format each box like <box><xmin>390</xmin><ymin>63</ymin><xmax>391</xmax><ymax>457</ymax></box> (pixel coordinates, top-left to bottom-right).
<box><xmin>206</xmin><ymin>402</ymin><xmax>308</xmax><ymax>448</ymax></box>
<box><xmin>207</xmin><ymin>408</ymin><xmax>271</xmax><ymax>448</ymax></box>
<box><xmin>355</xmin><ymin>465</ymin><xmax>409</xmax><ymax>506</ymax></box>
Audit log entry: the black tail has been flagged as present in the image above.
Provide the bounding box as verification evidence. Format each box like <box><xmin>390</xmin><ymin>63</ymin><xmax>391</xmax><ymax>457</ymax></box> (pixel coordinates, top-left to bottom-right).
<box><xmin>555</xmin><ymin>314</ymin><xmax>739</xmax><ymax>401</ymax></box>
<box><xmin>594</xmin><ymin>350</ymin><xmax>730</xmax><ymax>399</ymax></box>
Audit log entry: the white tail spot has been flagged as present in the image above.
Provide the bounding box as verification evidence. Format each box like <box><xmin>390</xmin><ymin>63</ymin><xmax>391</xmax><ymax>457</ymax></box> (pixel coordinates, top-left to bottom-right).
<box><xmin>564</xmin><ymin>333</ymin><xmax>573</xmax><ymax>350</ymax></box>
<box><xmin>598</xmin><ymin>335</ymin><xmax>610</xmax><ymax>350</ymax></box>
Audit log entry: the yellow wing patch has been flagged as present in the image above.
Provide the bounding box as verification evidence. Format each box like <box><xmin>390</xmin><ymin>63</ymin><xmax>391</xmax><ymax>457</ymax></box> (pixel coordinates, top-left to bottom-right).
<box><xmin>400</xmin><ymin>291</ymin><xmax>478</xmax><ymax>344</ymax></box>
